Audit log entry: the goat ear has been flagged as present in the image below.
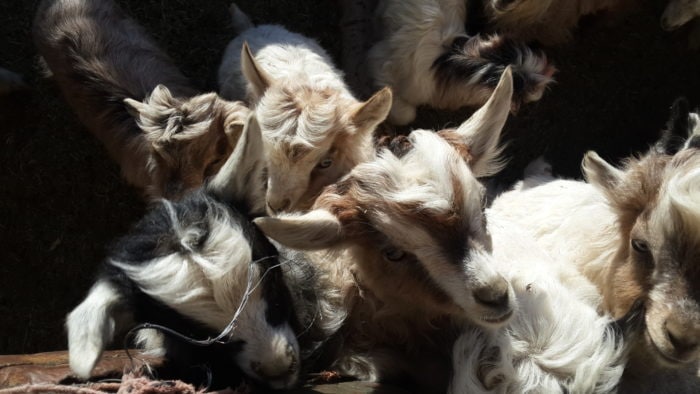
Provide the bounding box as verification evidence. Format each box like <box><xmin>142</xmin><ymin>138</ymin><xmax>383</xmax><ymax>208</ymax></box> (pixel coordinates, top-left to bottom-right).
<box><xmin>582</xmin><ymin>151</ymin><xmax>624</xmax><ymax>194</ymax></box>
<box><xmin>657</xmin><ymin>97</ymin><xmax>691</xmax><ymax>155</ymax></box>
<box><xmin>454</xmin><ymin>66</ymin><xmax>513</xmax><ymax>177</ymax></box>
<box><xmin>223</xmin><ymin>103</ymin><xmax>251</xmax><ymax>148</ymax></box>
<box><xmin>241</xmin><ymin>41</ymin><xmax>272</xmax><ymax>100</ymax></box>
<box><xmin>254</xmin><ymin>210</ymin><xmax>343</xmax><ymax>250</ymax></box>
<box><xmin>124</xmin><ymin>97</ymin><xmax>148</xmax><ymax>118</ymax></box>
<box><xmin>350</xmin><ymin>87</ymin><xmax>393</xmax><ymax>132</ymax></box>
<box><xmin>208</xmin><ymin>112</ymin><xmax>264</xmax><ymax>206</ymax></box>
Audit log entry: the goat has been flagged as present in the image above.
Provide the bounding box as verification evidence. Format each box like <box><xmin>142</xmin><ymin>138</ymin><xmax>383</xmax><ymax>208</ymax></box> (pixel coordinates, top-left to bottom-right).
<box><xmin>482</xmin><ymin>0</ymin><xmax>622</xmax><ymax>45</ymax></box>
<box><xmin>217</xmin><ymin>3</ymin><xmax>393</xmax><ymax>214</ymax></box>
<box><xmin>450</xmin><ymin>213</ymin><xmax>633</xmax><ymax>393</ymax></box>
<box><xmin>33</xmin><ymin>0</ymin><xmax>249</xmax><ymax>200</ymax></box>
<box><xmin>367</xmin><ymin>0</ymin><xmax>555</xmax><ymax>125</ymax></box>
<box><xmin>253</xmin><ymin>69</ymin><xmax>518</xmax><ymax>391</ymax></box>
<box><xmin>66</xmin><ymin>114</ymin><xmax>302</xmax><ymax>390</ymax></box>
<box><xmin>489</xmin><ymin>98</ymin><xmax>700</xmax><ymax>391</ymax></box>
<box><xmin>662</xmin><ymin>0</ymin><xmax>700</xmax><ymax>49</ymax></box>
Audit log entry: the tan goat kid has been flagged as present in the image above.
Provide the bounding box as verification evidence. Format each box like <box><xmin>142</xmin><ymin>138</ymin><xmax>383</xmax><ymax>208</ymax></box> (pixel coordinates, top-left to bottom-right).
<box><xmin>218</xmin><ymin>4</ymin><xmax>393</xmax><ymax>214</ymax></box>
<box><xmin>34</xmin><ymin>0</ymin><xmax>249</xmax><ymax>199</ymax></box>
<box><xmin>490</xmin><ymin>102</ymin><xmax>700</xmax><ymax>391</ymax></box>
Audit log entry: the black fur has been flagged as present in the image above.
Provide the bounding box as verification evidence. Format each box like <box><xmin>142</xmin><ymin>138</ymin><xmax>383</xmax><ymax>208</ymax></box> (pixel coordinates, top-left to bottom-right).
<box><xmin>432</xmin><ymin>34</ymin><xmax>548</xmax><ymax>103</ymax></box>
<box><xmin>97</xmin><ymin>188</ymin><xmax>295</xmax><ymax>389</ymax></box>
<box><xmin>657</xmin><ymin>97</ymin><xmax>691</xmax><ymax>155</ymax></box>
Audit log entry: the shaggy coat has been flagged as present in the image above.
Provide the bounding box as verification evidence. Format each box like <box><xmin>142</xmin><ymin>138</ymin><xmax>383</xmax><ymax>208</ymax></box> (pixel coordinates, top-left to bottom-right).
<box><xmin>218</xmin><ymin>3</ymin><xmax>392</xmax><ymax>214</ymax></box>
<box><xmin>490</xmin><ymin>100</ymin><xmax>700</xmax><ymax>391</ymax></box>
<box><xmin>254</xmin><ymin>70</ymin><xmax>519</xmax><ymax>391</ymax></box>
<box><xmin>368</xmin><ymin>0</ymin><xmax>554</xmax><ymax>125</ymax></box>
<box><xmin>483</xmin><ymin>0</ymin><xmax>622</xmax><ymax>45</ymax></box>
<box><xmin>449</xmin><ymin>213</ymin><xmax>631</xmax><ymax>393</ymax></box>
<box><xmin>66</xmin><ymin>115</ymin><xmax>302</xmax><ymax>390</ymax></box>
<box><xmin>33</xmin><ymin>0</ymin><xmax>249</xmax><ymax>199</ymax></box>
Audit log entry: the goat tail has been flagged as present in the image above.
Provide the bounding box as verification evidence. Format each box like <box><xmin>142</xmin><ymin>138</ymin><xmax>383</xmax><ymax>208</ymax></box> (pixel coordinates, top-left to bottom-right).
<box><xmin>432</xmin><ymin>34</ymin><xmax>556</xmax><ymax>108</ymax></box>
<box><xmin>66</xmin><ymin>279</ymin><xmax>123</xmax><ymax>379</ymax></box>
<box><xmin>229</xmin><ymin>2</ymin><xmax>253</xmax><ymax>33</ymax></box>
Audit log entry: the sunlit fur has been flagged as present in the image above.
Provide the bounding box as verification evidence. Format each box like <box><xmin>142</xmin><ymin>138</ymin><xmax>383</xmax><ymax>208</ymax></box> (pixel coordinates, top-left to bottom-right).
<box><xmin>368</xmin><ymin>0</ymin><xmax>554</xmax><ymax>125</ymax></box>
<box><xmin>66</xmin><ymin>116</ymin><xmax>300</xmax><ymax>390</ymax></box>
<box><xmin>484</xmin><ymin>0</ymin><xmax>621</xmax><ymax>45</ymax></box>
<box><xmin>490</xmin><ymin>114</ymin><xmax>700</xmax><ymax>389</ymax></box>
<box><xmin>449</xmin><ymin>214</ymin><xmax>627</xmax><ymax>393</ymax></box>
<box><xmin>218</xmin><ymin>3</ymin><xmax>392</xmax><ymax>213</ymax></box>
<box><xmin>33</xmin><ymin>0</ymin><xmax>249</xmax><ymax>199</ymax></box>
<box><xmin>254</xmin><ymin>74</ymin><xmax>520</xmax><ymax>390</ymax></box>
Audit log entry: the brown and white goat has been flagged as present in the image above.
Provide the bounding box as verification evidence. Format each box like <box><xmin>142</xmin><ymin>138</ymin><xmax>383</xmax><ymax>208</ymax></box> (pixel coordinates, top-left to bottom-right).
<box><xmin>483</xmin><ymin>0</ymin><xmax>622</xmax><ymax>45</ymax></box>
<box><xmin>217</xmin><ymin>4</ymin><xmax>393</xmax><ymax>214</ymax></box>
<box><xmin>490</xmin><ymin>99</ymin><xmax>700</xmax><ymax>390</ymax></box>
<box><xmin>368</xmin><ymin>0</ymin><xmax>555</xmax><ymax>125</ymax></box>
<box><xmin>254</xmin><ymin>69</ymin><xmax>518</xmax><ymax>391</ymax></box>
<box><xmin>33</xmin><ymin>0</ymin><xmax>249</xmax><ymax>199</ymax></box>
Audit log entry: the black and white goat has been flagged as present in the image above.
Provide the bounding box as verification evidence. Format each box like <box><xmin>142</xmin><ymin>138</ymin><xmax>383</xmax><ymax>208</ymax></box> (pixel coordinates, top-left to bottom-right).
<box><xmin>66</xmin><ymin>114</ymin><xmax>304</xmax><ymax>390</ymax></box>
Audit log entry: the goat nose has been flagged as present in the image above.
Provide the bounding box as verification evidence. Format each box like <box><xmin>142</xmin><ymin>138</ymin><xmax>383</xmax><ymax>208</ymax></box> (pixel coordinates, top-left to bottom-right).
<box><xmin>666</xmin><ymin>320</ymin><xmax>700</xmax><ymax>355</ymax></box>
<box><xmin>267</xmin><ymin>198</ymin><xmax>291</xmax><ymax>214</ymax></box>
<box><xmin>473</xmin><ymin>277</ymin><xmax>510</xmax><ymax>309</ymax></box>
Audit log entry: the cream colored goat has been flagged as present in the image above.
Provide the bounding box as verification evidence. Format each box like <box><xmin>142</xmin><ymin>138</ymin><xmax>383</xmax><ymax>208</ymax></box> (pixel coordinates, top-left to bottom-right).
<box><xmin>218</xmin><ymin>4</ymin><xmax>392</xmax><ymax>214</ymax></box>
<box><xmin>490</xmin><ymin>102</ymin><xmax>700</xmax><ymax>391</ymax></box>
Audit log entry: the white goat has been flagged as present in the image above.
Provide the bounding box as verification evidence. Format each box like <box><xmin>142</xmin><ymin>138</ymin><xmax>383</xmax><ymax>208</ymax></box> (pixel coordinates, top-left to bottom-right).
<box><xmin>368</xmin><ymin>0</ymin><xmax>555</xmax><ymax>125</ymax></box>
<box><xmin>450</xmin><ymin>213</ymin><xmax>630</xmax><ymax>394</ymax></box>
<box><xmin>254</xmin><ymin>69</ymin><xmax>519</xmax><ymax>391</ymax></box>
<box><xmin>218</xmin><ymin>3</ymin><xmax>393</xmax><ymax>214</ymax></box>
<box><xmin>34</xmin><ymin>0</ymin><xmax>249</xmax><ymax>199</ymax></box>
<box><xmin>490</xmin><ymin>99</ymin><xmax>700</xmax><ymax>391</ymax></box>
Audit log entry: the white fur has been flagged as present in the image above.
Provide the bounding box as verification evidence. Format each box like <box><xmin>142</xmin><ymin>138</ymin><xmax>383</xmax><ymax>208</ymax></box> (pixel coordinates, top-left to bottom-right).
<box><xmin>66</xmin><ymin>280</ymin><xmax>122</xmax><ymax>378</ymax></box>
<box><xmin>218</xmin><ymin>6</ymin><xmax>391</xmax><ymax>213</ymax></box>
<box><xmin>449</xmin><ymin>214</ymin><xmax>625</xmax><ymax>394</ymax></box>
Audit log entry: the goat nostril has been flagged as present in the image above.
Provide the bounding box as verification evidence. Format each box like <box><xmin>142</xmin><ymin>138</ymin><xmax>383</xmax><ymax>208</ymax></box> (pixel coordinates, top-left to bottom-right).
<box><xmin>267</xmin><ymin>198</ymin><xmax>291</xmax><ymax>214</ymax></box>
<box><xmin>666</xmin><ymin>323</ymin><xmax>698</xmax><ymax>353</ymax></box>
<box><xmin>474</xmin><ymin>283</ymin><xmax>509</xmax><ymax>309</ymax></box>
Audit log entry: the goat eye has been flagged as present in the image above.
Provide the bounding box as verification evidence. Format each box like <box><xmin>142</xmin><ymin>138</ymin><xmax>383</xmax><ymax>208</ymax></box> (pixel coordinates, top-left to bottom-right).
<box><xmin>631</xmin><ymin>239</ymin><xmax>650</xmax><ymax>254</ymax></box>
<box><xmin>318</xmin><ymin>158</ymin><xmax>333</xmax><ymax>169</ymax></box>
<box><xmin>383</xmin><ymin>247</ymin><xmax>405</xmax><ymax>261</ymax></box>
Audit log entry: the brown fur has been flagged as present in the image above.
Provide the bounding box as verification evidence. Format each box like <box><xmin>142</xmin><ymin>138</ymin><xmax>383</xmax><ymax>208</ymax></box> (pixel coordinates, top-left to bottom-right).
<box><xmin>33</xmin><ymin>0</ymin><xmax>248</xmax><ymax>199</ymax></box>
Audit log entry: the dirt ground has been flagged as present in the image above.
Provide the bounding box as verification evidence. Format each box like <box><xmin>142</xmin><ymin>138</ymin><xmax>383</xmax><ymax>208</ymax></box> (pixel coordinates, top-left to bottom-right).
<box><xmin>0</xmin><ymin>0</ymin><xmax>699</xmax><ymax>361</ymax></box>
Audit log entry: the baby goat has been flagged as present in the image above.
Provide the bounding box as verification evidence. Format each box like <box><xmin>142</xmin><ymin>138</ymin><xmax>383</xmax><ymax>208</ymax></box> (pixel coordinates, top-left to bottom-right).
<box><xmin>368</xmin><ymin>0</ymin><xmax>554</xmax><ymax>125</ymax></box>
<box><xmin>66</xmin><ymin>114</ymin><xmax>301</xmax><ymax>390</ymax></box>
<box><xmin>255</xmin><ymin>69</ymin><xmax>518</xmax><ymax>391</ymax></box>
<box><xmin>218</xmin><ymin>3</ymin><xmax>393</xmax><ymax>214</ymax></box>
<box><xmin>34</xmin><ymin>0</ymin><xmax>249</xmax><ymax>199</ymax></box>
<box><xmin>490</xmin><ymin>99</ymin><xmax>700</xmax><ymax>391</ymax></box>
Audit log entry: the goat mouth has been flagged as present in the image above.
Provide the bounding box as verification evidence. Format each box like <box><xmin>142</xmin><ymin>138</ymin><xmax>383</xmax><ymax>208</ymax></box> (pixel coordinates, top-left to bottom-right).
<box><xmin>481</xmin><ymin>309</ymin><xmax>513</xmax><ymax>324</ymax></box>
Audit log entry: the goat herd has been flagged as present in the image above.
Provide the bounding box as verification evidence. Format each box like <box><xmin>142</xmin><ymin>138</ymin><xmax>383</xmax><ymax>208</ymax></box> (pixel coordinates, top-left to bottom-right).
<box><xmin>24</xmin><ymin>0</ymin><xmax>700</xmax><ymax>392</ymax></box>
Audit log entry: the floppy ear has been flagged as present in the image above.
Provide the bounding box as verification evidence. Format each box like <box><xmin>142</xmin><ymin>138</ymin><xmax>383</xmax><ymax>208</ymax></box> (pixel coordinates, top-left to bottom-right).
<box><xmin>582</xmin><ymin>151</ymin><xmax>624</xmax><ymax>194</ymax></box>
<box><xmin>254</xmin><ymin>209</ymin><xmax>344</xmax><ymax>250</ymax></box>
<box><xmin>350</xmin><ymin>87</ymin><xmax>393</xmax><ymax>132</ymax></box>
<box><xmin>454</xmin><ymin>67</ymin><xmax>514</xmax><ymax>177</ymax></box>
<box><xmin>208</xmin><ymin>112</ymin><xmax>265</xmax><ymax>208</ymax></box>
<box><xmin>240</xmin><ymin>41</ymin><xmax>272</xmax><ymax>100</ymax></box>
